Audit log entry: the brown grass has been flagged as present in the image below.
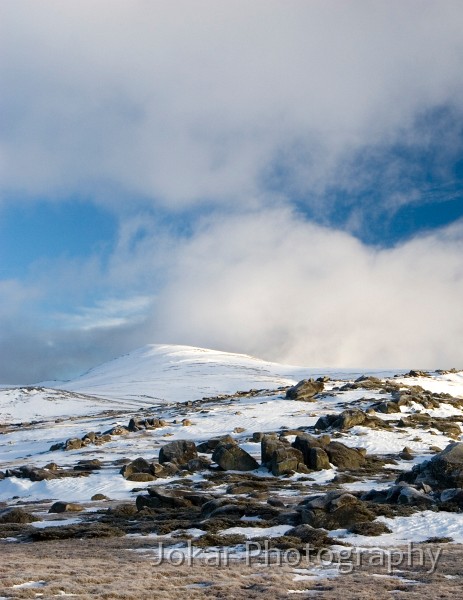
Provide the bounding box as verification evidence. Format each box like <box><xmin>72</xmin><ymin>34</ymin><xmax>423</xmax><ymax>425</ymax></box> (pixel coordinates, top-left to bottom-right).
<box><xmin>0</xmin><ymin>537</ymin><xmax>463</xmax><ymax>599</ymax></box>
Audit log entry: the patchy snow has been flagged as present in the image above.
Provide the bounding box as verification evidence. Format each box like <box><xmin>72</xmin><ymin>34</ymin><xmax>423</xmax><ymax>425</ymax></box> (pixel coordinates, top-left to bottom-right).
<box><xmin>218</xmin><ymin>524</ymin><xmax>293</xmax><ymax>539</ymax></box>
<box><xmin>331</xmin><ymin>510</ymin><xmax>463</xmax><ymax>546</ymax></box>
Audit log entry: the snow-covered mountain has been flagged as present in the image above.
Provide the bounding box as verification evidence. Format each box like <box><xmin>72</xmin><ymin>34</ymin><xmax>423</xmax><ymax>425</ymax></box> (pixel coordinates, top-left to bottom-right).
<box><xmin>1</xmin><ymin>343</ymin><xmax>462</xmax><ymax>423</ymax></box>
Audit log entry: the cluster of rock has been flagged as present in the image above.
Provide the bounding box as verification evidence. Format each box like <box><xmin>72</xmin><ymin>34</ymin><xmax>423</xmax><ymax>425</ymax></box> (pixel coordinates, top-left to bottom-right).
<box><xmin>338</xmin><ymin>375</ymin><xmax>400</xmax><ymax>393</ymax></box>
<box><xmin>0</xmin><ymin>459</ymin><xmax>101</xmax><ymax>482</ymax></box>
<box><xmin>314</xmin><ymin>408</ymin><xmax>390</xmax><ymax>431</ymax></box>
<box><xmin>127</xmin><ymin>417</ymin><xmax>167</xmax><ymax>431</ymax></box>
<box><xmin>50</xmin><ymin>430</ymin><xmax>118</xmax><ymax>452</ymax></box>
<box><xmin>119</xmin><ymin>429</ymin><xmax>371</xmax><ymax>484</ymax></box>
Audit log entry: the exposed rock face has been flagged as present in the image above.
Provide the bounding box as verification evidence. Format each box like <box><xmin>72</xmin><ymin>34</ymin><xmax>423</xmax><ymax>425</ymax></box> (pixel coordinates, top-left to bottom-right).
<box><xmin>291</xmin><ymin>434</ymin><xmax>331</xmax><ymax>471</ymax></box>
<box><xmin>212</xmin><ymin>443</ymin><xmax>259</xmax><ymax>471</ymax></box>
<box><xmin>286</xmin><ymin>379</ymin><xmax>324</xmax><ymax>401</ymax></box>
<box><xmin>158</xmin><ymin>440</ymin><xmax>198</xmax><ymax>466</ymax></box>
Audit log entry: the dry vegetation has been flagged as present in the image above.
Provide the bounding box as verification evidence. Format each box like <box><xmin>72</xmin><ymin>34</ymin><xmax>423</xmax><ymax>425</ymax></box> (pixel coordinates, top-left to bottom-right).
<box><xmin>1</xmin><ymin>537</ymin><xmax>463</xmax><ymax>599</ymax></box>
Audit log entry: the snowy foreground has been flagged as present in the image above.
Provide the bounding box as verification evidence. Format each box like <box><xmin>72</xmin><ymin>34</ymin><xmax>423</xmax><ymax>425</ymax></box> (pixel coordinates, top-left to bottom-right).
<box><xmin>1</xmin><ymin>344</ymin><xmax>463</xmax><ymax>596</ymax></box>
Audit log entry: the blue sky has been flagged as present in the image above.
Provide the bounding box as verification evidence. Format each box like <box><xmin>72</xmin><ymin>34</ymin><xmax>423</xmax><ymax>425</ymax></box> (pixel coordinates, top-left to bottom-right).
<box><xmin>1</xmin><ymin>1</ymin><xmax>463</xmax><ymax>382</ymax></box>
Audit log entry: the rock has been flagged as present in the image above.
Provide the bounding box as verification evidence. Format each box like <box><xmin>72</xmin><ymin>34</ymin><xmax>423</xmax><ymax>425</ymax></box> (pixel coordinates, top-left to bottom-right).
<box><xmin>74</xmin><ymin>459</ymin><xmax>102</xmax><ymax>471</ymax></box>
<box><xmin>348</xmin><ymin>521</ymin><xmax>392</xmax><ymax>536</ymax></box>
<box><xmin>287</xmin><ymin>524</ymin><xmax>331</xmax><ymax>547</ymax></box>
<box><xmin>182</xmin><ymin>419</ymin><xmax>192</xmax><ymax>426</ymax></box>
<box><xmin>49</xmin><ymin>442</ymin><xmax>65</xmax><ymax>451</ymax></box>
<box><xmin>49</xmin><ymin>501</ymin><xmax>84</xmax><ymax>513</ymax></box>
<box><xmin>324</xmin><ymin>442</ymin><xmax>366</xmax><ymax>470</ymax></box>
<box><xmin>261</xmin><ymin>434</ymin><xmax>282</xmax><ymax>465</ymax></box>
<box><xmin>197</xmin><ymin>434</ymin><xmax>237</xmax><ymax>453</ymax></box>
<box><xmin>104</xmin><ymin>425</ymin><xmax>129</xmax><ymax>436</ymax></box>
<box><xmin>64</xmin><ymin>438</ymin><xmax>82</xmax><ymax>451</ymax></box>
<box><xmin>372</xmin><ymin>401</ymin><xmax>401</xmax><ymax>414</ymax></box>
<box><xmin>300</xmin><ymin>493</ymin><xmax>375</xmax><ymax>530</ymax></box>
<box><xmin>427</xmin><ymin>443</ymin><xmax>463</xmax><ymax>488</ymax></box>
<box><xmin>399</xmin><ymin>447</ymin><xmax>414</xmax><ymax>461</ymax></box>
<box><xmin>187</xmin><ymin>457</ymin><xmax>212</xmax><ymax>472</ymax></box>
<box><xmin>270</xmin><ymin>446</ymin><xmax>304</xmax><ymax>476</ymax></box>
<box><xmin>440</xmin><ymin>488</ymin><xmax>463</xmax><ymax>504</ymax></box>
<box><xmin>136</xmin><ymin>488</ymin><xmax>194</xmax><ymax>510</ymax></box>
<box><xmin>159</xmin><ymin>440</ymin><xmax>198</xmax><ymax>466</ymax></box>
<box><xmin>91</xmin><ymin>494</ymin><xmax>109</xmax><ymax>501</ymax></box>
<box><xmin>309</xmin><ymin>447</ymin><xmax>331</xmax><ymax>471</ymax></box>
<box><xmin>120</xmin><ymin>457</ymin><xmax>151</xmax><ymax>478</ymax></box>
<box><xmin>82</xmin><ymin>432</ymin><xmax>97</xmax><ymax>443</ymax></box>
<box><xmin>286</xmin><ymin>379</ymin><xmax>324</xmax><ymax>401</ymax></box>
<box><xmin>0</xmin><ymin>507</ymin><xmax>40</xmax><ymax>523</ymax></box>
<box><xmin>212</xmin><ymin>443</ymin><xmax>259</xmax><ymax>471</ymax></box>
<box><xmin>292</xmin><ymin>433</ymin><xmax>324</xmax><ymax>462</ymax></box>
<box><xmin>94</xmin><ymin>434</ymin><xmax>112</xmax><ymax>445</ymax></box>
<box><xmin>44</xmin><ymin>462</ymin><xmax>59</xmax><ymax>471</ymax></box>
<box><xmin>315</xmin><ymin>409</ymin><xmax>389</xmax><ymax>432</ymax></box>
<box><xmin>126</xmin><ymin>473</ymin><xmax>156</xmax><ymax>482</ymax></box>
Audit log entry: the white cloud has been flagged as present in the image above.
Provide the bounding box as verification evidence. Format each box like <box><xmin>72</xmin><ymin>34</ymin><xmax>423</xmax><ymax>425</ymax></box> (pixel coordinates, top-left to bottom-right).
<box><xmin>1</xmin><ymin>1</ymin><xmax>463</xmax><ymax>207</ymax></box>
<box><xmin>150</xmin><ymin>208</ymin><xmax>463</xmax><ymax>369</ymax></box>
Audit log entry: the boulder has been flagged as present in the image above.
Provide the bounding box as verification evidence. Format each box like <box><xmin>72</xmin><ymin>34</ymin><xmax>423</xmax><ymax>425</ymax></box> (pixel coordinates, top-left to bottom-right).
<box><xmin>49</xmin><ymin>501</ymin><xmax>84</xmax><ymax>513</ymax></box>
<box><xmin>324</xmin><ymin>442</ymin><xmax>366</xmax><ymax>470</ymax></box>
<box><xmin>309</xmin><ymin>447</ymin><xmax>331</xmax><ymax>470</ymax></box>
<box><xmin>270</xmin><ymin>446</ymin><xmax>304</xmax><ymax>476</ymax></box>
<box><xmin>196</xmin><ymin>434</ymin><xmax>236</xmax><ymax>453</ymax></box>
<box><xmin>64</xmin><ymin>438</ymin><xmax>83</xmax><ymax>451</ymax></box>
<box><xmin>399</xmin><ymin>443</ymin><xmax>463</xmax><ymax>491</ymax></box>
<box><xmin>212</xmin><ymin>443</ymin><xmax>259</xmax><ymax>471</ymax></box>
<box><xmin>120</xmin><ymin>457</ymin><xmax>151</xmax><ymax>478</ymax></box>
<box><xmin>261</xmin><ymin>434</ymin><xmax>282</xmax><ymax>465</ymax></box>
<box><xmin>286</xmin><ymin>379</ymin><xmax>324</xmax><ymax>401</ymax></box>
<box><xmin>159</xmin><ymin>440</ymin><xmax>198</xmax><ymax>466</ymax></box>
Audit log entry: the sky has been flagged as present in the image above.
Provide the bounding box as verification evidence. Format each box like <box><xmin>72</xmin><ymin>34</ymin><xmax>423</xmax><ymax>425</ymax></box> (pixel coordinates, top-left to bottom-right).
<box><xmin>1</xmin><ymin>0</ymin><xmax>463</xmax><ymax>383</ymax></box>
